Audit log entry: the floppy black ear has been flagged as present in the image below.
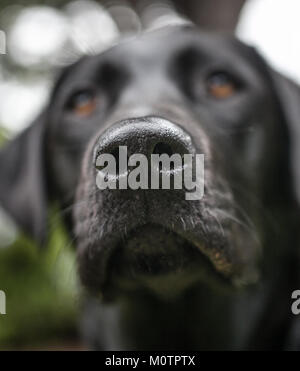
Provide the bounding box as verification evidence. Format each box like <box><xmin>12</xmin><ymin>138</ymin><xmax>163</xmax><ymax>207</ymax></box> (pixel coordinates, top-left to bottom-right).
<box><xmin>269</xmin><ymin>70</ymin><xmax>300</xmax><ymax>204</ymax></box>
<box><xmin>0</xmin><ymin>112</ymin><xmax>48</xmax><ymax>243</ymax></box>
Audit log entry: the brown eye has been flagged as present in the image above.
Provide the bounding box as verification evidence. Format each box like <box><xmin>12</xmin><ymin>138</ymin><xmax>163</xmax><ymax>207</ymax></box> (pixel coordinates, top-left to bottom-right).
<box><xmin>207</xmin><ymin>72</ymin><xmax>237</xmax><ymax>99</ymax></box>
<box><xmin>67</xmin><ymin>90</ymin><xmax>97</xmax><ymax>117</ymax></box>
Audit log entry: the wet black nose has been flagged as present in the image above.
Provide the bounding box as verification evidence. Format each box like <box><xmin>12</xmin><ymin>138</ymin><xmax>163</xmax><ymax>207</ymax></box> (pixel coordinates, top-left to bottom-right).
<box><xmin>93</xmin><ymin>116</ymin><xmax>194</xmax><ymax>166</ymax></box>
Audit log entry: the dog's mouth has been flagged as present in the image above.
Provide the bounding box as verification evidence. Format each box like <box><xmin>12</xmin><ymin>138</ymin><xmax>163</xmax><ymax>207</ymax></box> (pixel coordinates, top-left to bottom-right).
<box><xmin>77</xmin><ymin>215</ymin><xmax>258</xmax><ymax>299</ymax></box>
<box><xmin>107</xmin><ymin>224</ymin><xmax>232</xmax><ymax>298</ymax></box>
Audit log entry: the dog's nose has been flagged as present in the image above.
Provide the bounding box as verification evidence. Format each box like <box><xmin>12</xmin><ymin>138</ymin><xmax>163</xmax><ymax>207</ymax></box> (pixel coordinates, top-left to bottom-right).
<box><xmin>94</xmin><ymin>116</ymin><xmax>194</xmax><ymax>165</ymax></box>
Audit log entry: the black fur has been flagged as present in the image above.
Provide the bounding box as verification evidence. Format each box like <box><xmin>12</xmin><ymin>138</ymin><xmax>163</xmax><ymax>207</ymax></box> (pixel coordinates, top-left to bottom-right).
<box><xmin>1</xmin><ymin>26</ymin><xmax>300</xmax><ymax>350</ymax></box>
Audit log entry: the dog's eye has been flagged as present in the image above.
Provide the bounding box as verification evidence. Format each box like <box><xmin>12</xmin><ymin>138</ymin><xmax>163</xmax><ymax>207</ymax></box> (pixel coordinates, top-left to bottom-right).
<box><xmin>67</xmin><ymin>90</ymin><xmax>97</xmax><ymax>117</ymax></box>
<box><xmin>206</xmin><ymin>72</ymin><xmax>237</xmax><ymax>99</ymax></box>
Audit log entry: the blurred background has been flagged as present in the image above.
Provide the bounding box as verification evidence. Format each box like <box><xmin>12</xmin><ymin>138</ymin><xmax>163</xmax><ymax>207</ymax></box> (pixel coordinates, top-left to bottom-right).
<box><xmin>0</xmin><ymin>0</ymin><xmax>300</xmax><ymax>349</ymax></box>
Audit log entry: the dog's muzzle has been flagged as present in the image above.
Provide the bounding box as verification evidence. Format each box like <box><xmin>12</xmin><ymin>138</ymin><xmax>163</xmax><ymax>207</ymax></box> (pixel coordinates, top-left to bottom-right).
<box><xmin>75</xmin><ymin>117</ymin><xmax>259</xmax><ymax>298</ymax></box>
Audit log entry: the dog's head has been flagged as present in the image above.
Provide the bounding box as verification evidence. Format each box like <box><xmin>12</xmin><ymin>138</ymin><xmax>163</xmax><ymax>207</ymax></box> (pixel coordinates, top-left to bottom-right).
<box><xmin>0</xmin><ymin>27</ymin><xmax>299</xmax><ymax>299</ymax></box>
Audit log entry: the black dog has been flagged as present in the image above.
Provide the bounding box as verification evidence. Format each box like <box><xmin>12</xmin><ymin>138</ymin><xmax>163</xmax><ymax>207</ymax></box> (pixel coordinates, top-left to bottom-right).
<box><xmin>1</xmin><ymin>26</ymin><xmax>300</xmax><ymax>350</ymax></box>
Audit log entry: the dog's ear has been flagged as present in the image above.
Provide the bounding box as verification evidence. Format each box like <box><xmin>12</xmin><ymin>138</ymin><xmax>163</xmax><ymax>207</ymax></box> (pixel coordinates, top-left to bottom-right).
<box><xmin>0</xmin><ymin>112</ymin><xmax>48</xmax><ymax>244</ymax></box>
<box><xmin>268</xmin><ymin>70</ymin><xmax>300</xmax><ymax>203</ymax></box>
<box><xmin>239</xmin><ymin>43</ymin><xmax>300</xmax><ymax>203</ymax></box>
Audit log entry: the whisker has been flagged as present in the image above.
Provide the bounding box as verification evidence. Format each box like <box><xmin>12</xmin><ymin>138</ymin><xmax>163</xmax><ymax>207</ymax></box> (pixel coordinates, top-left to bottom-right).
<box><xmin>204</xmin><ymin>208</ymin><xmax>225</xmax><ymax>238</ymax></box>
<box><xmin>214</xmin><ymin>208</ymin><xmax>261</xmax><ymax>246</ymax></box>
<box><xmin>180</xmin><ymin>217</ymin><xmax>187</xmax><ymax>231</ymax></box>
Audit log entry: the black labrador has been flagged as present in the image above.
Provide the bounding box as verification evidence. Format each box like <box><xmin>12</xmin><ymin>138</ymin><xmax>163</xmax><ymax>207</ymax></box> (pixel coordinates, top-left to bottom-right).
<box><xmin>1</xmin><ymin>26</ymin><xmax>300</xmax><ymax>350</ymax></box>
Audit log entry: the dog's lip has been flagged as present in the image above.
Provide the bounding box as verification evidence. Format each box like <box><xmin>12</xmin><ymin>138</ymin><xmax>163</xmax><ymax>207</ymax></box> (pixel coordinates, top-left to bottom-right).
<box><xmin>77</xmin><ymin>219</ymin><xmax>240</xmax><ymax>294</ymax></box>
<box><xmin>108</xmin><ymin>223</ymin><xmax>236</xmax><ymax>293</ymax></box>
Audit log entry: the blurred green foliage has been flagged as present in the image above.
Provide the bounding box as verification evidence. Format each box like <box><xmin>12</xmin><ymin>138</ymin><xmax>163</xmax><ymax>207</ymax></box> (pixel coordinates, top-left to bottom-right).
<box><xmin>0</xmin><ymin>129</ymin><xmax>79</xmax><ymax>349</ymax></box>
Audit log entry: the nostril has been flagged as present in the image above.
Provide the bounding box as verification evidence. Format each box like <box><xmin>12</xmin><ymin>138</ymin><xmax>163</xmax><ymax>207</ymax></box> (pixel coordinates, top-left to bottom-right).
<box><xmin>152</xmin><ymin>142</ymin><xmax>174</xmax><ymax>157</ymax></box>
<box><xmin>95</xmin><ymin>147</ymin><xmax>120</xmax><ymax>174</ymax></box>
<box><xmin>111</xmin><ymin>148</ymin><xmax>120</xmax><ymax>173</ymax></box>
<box><xmin>153</xmin><ymin>142</ymin><xmax>178</xmax><ymax>172</ymax></box>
